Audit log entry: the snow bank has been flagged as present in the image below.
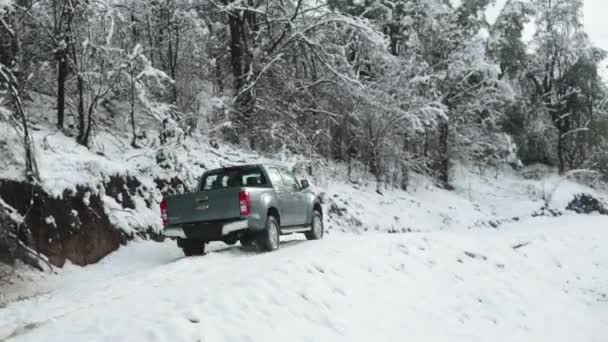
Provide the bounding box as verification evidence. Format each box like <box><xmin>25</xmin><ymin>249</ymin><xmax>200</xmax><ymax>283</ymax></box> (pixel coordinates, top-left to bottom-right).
<box><xmin>321</xmin><ymin>178</ymin><xmax>486</xmax><ymax>233</ymax></box>
<box><xmin>319</xmin><ymin>162</ymin><xmax>608</xmax><ymax>236</ymax></box>
<box><xmin>452</xmin><ymin>163</ymin><xmax>608</xmax><ymax>218</ymax></box>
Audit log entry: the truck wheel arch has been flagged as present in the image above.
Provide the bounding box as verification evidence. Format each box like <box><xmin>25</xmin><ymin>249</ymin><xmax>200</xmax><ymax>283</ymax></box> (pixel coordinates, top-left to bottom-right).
<box><xmin>267</xmin><ymin>207</ymin><xmax>280</xmax><ymax>227</ymax></box>
<box><xmin>313</xmin><ymin>202</ymin><xmax>322</xmax><ymax>216</ymax></box>
<box><xmin>309</xmin><ymin>199</ymin><xmax>322</xmax><ymax>224</ymax></box>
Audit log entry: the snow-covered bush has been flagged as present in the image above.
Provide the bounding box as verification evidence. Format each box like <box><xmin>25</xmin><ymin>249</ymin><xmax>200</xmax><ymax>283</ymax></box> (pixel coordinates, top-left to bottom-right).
<box><xmin>566</xmin><ymin>193</ymin><xmax>608</xmax><ymax>215</ymax></box>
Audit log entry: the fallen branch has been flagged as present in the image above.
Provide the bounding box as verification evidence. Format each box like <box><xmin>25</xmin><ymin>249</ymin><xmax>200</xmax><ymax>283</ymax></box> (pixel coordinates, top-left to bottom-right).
<box><xmin>8</xmin><ymin>232</ymin><xmax>55</xmax><ymax>274</ymax></box>
<box><xmin>464</xmin><ymin>251</ymin><xmax>488</xmax><ymax>261</ymax></box>
<box><xmin>512</xmin><ymin>242</ymin><xmax>531</xmax><ymax>250</ymax></box>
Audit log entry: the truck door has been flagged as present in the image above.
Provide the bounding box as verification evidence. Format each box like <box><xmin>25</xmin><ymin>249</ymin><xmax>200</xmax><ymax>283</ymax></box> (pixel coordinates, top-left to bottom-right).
<box><xmin>266</xmin><ymin>167</ymin><xmax>294</xmax><ymax>227</ymax></box>
<box><xmin>279</xmin><ymin>168</ymin><xmax>308</xmax><ymax>226</ymax></box>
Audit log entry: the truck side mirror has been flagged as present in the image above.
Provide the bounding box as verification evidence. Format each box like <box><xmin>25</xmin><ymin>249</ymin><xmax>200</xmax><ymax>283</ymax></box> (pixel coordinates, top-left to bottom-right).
<box><xmin>300</xmin><ymin>179</ymin><xmax>310</xmax><ymax>190</ymax></box>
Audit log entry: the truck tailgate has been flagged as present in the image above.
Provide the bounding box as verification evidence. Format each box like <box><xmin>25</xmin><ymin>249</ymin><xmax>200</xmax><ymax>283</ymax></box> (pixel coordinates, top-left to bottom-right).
<box><xmin>165</xmin><ymin>188</ymin><xmax>242</xmax><ymax>225</ymax></box>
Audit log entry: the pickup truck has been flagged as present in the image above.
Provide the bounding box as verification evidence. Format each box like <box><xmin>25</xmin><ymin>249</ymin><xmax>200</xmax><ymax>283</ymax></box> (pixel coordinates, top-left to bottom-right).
<box><xmin>160</xmin><ymin>164</ymin><xmax>323</xmax><ymax>256</ymax></box>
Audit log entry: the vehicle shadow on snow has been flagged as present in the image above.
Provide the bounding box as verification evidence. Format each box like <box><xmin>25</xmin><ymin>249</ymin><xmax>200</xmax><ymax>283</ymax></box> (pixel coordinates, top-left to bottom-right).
<box><xmin>166</xmin><ymin>239</ymin><xmax>308</xmax><ymax>264</ymax></box>
<box><xmin>210</xmin><ymin>239</ymin><xmax>307</xmax><ymax>255</ymax></box>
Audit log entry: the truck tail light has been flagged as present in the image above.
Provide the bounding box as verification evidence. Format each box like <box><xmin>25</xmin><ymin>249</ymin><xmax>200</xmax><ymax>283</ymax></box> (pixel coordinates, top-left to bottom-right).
<box><xmin>160</xmin><ymin>198</ymin><xmax>169</xmax><ymax>226</ymax></box>
<box><xmin>239</xmin><ymin>191</ymin><xmax>251</xmax><ymax>216</ymax></box>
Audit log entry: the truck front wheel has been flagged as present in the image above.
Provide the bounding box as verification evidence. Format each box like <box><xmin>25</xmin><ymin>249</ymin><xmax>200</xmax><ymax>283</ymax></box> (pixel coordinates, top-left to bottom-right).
<box><xmin>305</xmin><ymin>210</ymin><xmax>324</xmax><ymax>240</ymax></box>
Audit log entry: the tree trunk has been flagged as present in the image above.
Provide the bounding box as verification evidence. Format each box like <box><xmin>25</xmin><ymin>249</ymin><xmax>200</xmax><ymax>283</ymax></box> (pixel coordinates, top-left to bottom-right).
<box><xmin>347</xmin><ymin>156</ymin><xmax>352</xmax><ymax>180</ymax></box>
<box><xmin>56</xmin><ymin>53</ymin><xmax>67</xmax><ymax>130</ymax></box>
<box><xmin>227</xmin><ymin>11</ymin><xmax>243</xmax><ymax>92</ymax></box>
<box><xmin>167</xmin><ymin>8</ymin><xmax>179</xmax><ymax>105</ymax></box>
<box><xmin>0</xmin><ymin>65</ymin><xmax>39</xmax><ymax>182</ymax></box>
<box><xmin>79</xmin><ymin>99</ymin><xmax>98</xmax><ymax>147</ymax></box>
<box><xmin>130</xmin><ymin>68</ymin><xmax>139</xmax><ymax>148</ymax></box>
<box><xmin>438</xmin><ymin>121</ymin><xmax>450</xmax><ymax>187</ymax></box>
<box><xmin>401</xmin><ymin>136</ymin><xmax>408</xmax><ymax>191</ymax></box>
<box><xmin>56</xmin><ymin>2</ymin><xmax>76</xmax><ymax>131</ymax></box>
<box><xmin>75</xmin><ymin>73</ymin><xmax>85</xmax><ymax>137</ymax></box>
<box><xmin>0</xmin><ymin>10</ymin><xmax>18</xmax><ymax>73</ymax></box>
<box><xmin>144</xmin><ymin>4</ymin><xmax>155</xmax><ymax>66</ymax></box>
<box><xmin>225</xmin><ymin>6</ymin><xmax>246</xmax><ymax>144</ymax></box>
<box><xmin>401</xmin><ymin>163</ymin><xmax>408</xmax><ymax>191</ymax></box>
<box><xmin>15</xmin><ymin>93</ymin><xmax>38</xmax><ymax>182</ymax></box>
<box><xmin>375</xmin><ymin>167</ymin><xmax>383</xmax><ymax>195</ymax></box>
<box><xmin>389</xmin><ymin>26</ymin><xmax>399</xmax><ymax>56</ymax></box>
<box><xmin>557</xmin><ymin>133</ymin><xmax>565</xmax><ymax>174</ymax></box>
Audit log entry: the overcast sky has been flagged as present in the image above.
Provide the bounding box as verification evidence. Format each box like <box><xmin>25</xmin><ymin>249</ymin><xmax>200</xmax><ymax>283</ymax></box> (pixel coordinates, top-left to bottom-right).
<box><xmin>583</xmin><ymin>0</ymin><xmax>608</xmax><ymax>52</ymax></box>
<box><xmin>488</xmin><ymin>0</ymin><xmax>608</xmax><ymax>52</ymax></box>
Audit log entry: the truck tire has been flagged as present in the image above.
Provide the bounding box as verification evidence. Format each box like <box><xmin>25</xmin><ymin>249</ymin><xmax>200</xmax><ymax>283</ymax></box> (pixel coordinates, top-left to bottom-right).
<box><xmin>257</xmin><ymin>215</ymin><xmax>280</xmax><ymax>252</ymax></box>
<box><xmin>305</xmin><ymin>210</ymin><xmax>324</xmax><ymax>240</ymax></box>
<box><xmin>179</xmin><ymin>239</ymin><xmax>206</xmax><ymax>256</ymax></box>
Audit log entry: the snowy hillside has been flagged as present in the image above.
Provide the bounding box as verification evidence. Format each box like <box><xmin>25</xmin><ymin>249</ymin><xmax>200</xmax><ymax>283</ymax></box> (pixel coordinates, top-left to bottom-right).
<box><xmin>2</xmin><ymin>124</ymin><xmax>608</xmax><ymax>340</ymax></box>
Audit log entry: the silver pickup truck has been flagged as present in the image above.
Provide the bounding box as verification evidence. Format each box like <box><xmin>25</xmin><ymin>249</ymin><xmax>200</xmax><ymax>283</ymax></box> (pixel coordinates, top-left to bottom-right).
<box><xmin>160</xmin><ymin>164</ymin><xmax>323</xmax><ymax>256</ymax></box>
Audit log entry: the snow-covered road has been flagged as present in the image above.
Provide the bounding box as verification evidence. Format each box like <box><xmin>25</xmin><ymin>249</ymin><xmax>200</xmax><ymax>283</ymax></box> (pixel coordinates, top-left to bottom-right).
<box><xmin>1</xmin><ymin>216</ymin><xmax>608</xmax><ymax>342</ymax></box>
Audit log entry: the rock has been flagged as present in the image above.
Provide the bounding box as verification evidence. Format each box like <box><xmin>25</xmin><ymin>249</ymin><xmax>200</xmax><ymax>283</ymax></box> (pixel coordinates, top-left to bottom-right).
<box><xmin>532</xmin><ymin>207</ymin><xmax>562</xmax><ymax>218</ymax></box>
<box><xmin>185</xmin><ymin>309</ymin><xmax>200</xmax><ymax>324</ymax></box>
<box><xmin>566</xmin><ymin>193</ymin><xmax>608</xmax><ymax>215</ymax></box>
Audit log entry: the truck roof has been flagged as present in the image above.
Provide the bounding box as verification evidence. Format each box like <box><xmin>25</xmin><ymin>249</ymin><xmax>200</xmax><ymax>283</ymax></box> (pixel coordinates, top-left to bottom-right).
<box><xmin>204</xmin><ymin>163</ymin><xmax>286</xmax><ymax>174</ymax></box>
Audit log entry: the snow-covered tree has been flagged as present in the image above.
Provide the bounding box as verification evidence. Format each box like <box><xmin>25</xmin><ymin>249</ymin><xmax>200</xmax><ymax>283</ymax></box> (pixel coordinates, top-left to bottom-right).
<box><xmin>526</xmin><ymin>0</ymin><xmax>607</xmax><ymax>173</ymax></box>
<box><xmin>488</xmin><ymin>0</ymin><xmax>535</xmax><ymax>80</ymax></box>
<box><xmin>3</xmin><ymin>0</ymin><xmax>607</xmax><ymax>187</ymax></box>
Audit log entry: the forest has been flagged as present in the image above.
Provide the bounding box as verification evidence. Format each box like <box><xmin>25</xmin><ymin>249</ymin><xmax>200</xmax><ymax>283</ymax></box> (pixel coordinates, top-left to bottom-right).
<box><xmin>0</xmin><ymin>0</ymin><xmax>604</xmax><ymax>182</ymax></box>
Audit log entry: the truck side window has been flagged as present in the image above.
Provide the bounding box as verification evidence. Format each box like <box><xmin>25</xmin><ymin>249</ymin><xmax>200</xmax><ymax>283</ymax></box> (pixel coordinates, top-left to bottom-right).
<box><xmin>267</xmin><ymin>168</ymin><xmax>284</xmax><ymax>189</ymax></box>
<box><xmin>280</xmin><ymin>169</ymin><xmax>300</xmax><ymax>191</ymax></box>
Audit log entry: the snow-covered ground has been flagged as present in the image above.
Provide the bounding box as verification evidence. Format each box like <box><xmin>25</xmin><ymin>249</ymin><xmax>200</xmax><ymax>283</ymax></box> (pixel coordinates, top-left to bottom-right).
<box><xmin>1</xmin><ymin>215</ymin><xmax>607</xmax><ymax>342</ymax></box>
<box><xmin>2</xmin><ymin>93</ymin><xmax>608</xmax><ymax>341</ymax></box>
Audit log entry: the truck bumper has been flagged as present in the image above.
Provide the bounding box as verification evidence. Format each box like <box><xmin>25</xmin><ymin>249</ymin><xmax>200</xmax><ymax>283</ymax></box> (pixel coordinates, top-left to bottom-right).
<box><xmin>163</xmin><ymin>219</ymin><xmax>249</xmax><ymax>241</ymax></box>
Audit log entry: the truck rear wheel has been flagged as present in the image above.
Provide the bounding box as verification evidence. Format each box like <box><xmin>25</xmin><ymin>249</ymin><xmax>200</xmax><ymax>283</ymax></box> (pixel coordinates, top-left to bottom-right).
<box><xmin>257</xmin><ymin>215</ymin><xmax>280</xmax><ymax>252</ymax></box>
<box><xmin>178</xmin><ymin>239</ymin><xmax>206</xmax><ymax>256</ymax></box>
<box><xmin>305</xmin><ymin>210</ymin><xmax>324</xmax><ymax>240</ymax></box>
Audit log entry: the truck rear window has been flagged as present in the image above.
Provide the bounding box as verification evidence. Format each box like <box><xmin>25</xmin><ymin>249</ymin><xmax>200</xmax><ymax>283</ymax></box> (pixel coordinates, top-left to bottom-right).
<box><xmin>200</xmin><ymin>167</ymin><xmax>268</xmax><ymax>190</ymax></box>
